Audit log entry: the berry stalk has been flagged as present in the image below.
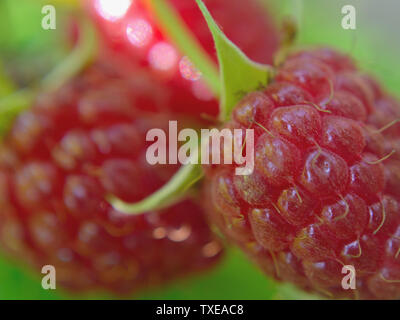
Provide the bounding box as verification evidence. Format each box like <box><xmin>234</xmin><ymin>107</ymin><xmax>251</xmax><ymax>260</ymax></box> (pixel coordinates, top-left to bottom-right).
<box><xmin>109</xmin><ymin>0</ymin><xmax>275</xmax><ymax>215</ymax></box>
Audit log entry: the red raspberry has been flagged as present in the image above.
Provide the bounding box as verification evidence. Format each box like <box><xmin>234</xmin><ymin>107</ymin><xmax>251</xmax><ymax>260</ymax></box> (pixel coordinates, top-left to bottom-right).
<box><xmin>87</xmin><ymin>0</ymin><xmax>279</xmax><ymax>116</ymax></box>
<box><xmin>0</xmin><ymin>61</ymin><xmax>222</xmax><ymax>294</ymax></box>
<box><xmin>204</xmin><ymin>48</ymin><xmax>400</xmax><ymax>299</ymax></box>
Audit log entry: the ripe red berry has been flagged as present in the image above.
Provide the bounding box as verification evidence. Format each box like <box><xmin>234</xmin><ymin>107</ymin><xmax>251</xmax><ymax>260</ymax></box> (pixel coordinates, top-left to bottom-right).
<box><xmin>87</xmin><ymin>0</ymin><xmax>279</xmax><ymax>116</ymax></box>
<box><xmin>204</xmin><ymin>48</ymin><xmax>400</xmax><ymax>299</ymax></box>
<box><xmin>0</xmin><ymin>61</ymin><xmax>222</xmax><ymax>294</ymax></box>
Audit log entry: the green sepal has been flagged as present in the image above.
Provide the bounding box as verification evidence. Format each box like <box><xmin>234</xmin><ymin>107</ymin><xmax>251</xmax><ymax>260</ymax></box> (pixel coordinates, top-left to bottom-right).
<box><xmin>195</xmin><ymin>0</ymin><xmax>273</xmax><ymax>121</ymax></box>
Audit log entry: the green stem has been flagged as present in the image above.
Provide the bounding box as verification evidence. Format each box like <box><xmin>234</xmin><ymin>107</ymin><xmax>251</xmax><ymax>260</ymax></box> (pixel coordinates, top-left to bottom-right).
<box><xmin>0</xmin><ymin>61</ymin><xmax>15</xmax><ymax>97</ymax></box>
<box><xmin>106</xmin><ymin>0</ymin><xmax>223</xmax><ymax>215</ymax></box>
<box><xmin>0</xmin><ymin>89</ymin><xmax>34</xmax><ymax>134</ymax></box>
<box><xmin>41</xmin><ymin>16</ymin><xmax>97</xmax><ymax>91</ymax></box>
<box><xmin>148</xmin><ymin>0</ymin><xmax>220</xmax><ymax>97</ymax></box>
<box><xmin>108</xmin><ymin>163</ymin><xmax>204</xmax><ymax>215</ymax></box>
<box><xmin>0</xmin><ymin>89</ymin><xmax>34</xmax><ymax>112</ymax></box>
<box><xmin>0</xmin><ymin>16</ymin><xmax>97</xmax><ymax>135</ymax></box>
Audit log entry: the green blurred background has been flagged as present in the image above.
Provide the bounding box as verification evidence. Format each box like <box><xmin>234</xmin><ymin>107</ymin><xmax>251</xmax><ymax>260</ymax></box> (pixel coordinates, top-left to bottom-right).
<box><xmin>0</xmin><ymin>0</ymin><xmax>399</xmax><ymax>299</ymax></box>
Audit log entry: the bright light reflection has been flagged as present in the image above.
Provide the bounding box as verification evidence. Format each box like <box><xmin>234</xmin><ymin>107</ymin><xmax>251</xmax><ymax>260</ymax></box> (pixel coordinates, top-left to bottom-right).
<box><xmin>95</xmin><ymin>0</ymin><xmax>132</xmax><ymax>22</ymax></box>
<box><xmin>148</xmin><ymin>42</ymin><xmax>178</xmax><ymax>71</ymax></box>
<box><xmin>126</xmin><ymin>18</ymin><xmax>153</xmax><ymax>47</ymax></box>
<box><xmin>179</xmin><ymin>56</ymin><xmax>202</xmax><ymax>81</ymax></box>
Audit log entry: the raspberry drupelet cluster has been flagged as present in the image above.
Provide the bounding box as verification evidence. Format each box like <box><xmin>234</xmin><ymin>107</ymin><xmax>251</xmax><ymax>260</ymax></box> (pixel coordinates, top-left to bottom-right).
<box><xmin>204</xmin><ymin>48</ymin><xmax>400</xmax><ymax>299</ymax></box>
<box><xmin>0</xmin><ymin>61</ymin><xmax>222</xmax><ymax>294</ymax></box>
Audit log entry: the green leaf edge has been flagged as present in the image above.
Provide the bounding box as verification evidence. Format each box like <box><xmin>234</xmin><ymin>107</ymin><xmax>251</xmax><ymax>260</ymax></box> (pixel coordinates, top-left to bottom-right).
<box><xmin>195</xmin><ymin>0</ymin><xmax>273</xmax><ymax>121</ymax></box>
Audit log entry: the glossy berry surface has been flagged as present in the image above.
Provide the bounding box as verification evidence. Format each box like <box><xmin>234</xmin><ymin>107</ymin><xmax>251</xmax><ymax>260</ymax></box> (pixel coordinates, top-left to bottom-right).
<box><xmin>204</xmin><ymin>48</ymin><xmax>400</xmax><ymax>299</ymax></box>
<box><xmin>0</xmin><ymin>61</ymin><xmax>222</xmax><ymax>294</ymax></box>
<box><xmin>87</xmin><ymin>0</ymin><xmax>279</xmax><ymax>116</ymax></box>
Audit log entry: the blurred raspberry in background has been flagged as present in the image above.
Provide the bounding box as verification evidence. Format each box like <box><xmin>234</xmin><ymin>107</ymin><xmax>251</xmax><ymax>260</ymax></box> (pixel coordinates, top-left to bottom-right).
<box><xmin>86</xmin><ymin>0</ymin><xmax>279</xmax><ymax>117</ymax></box>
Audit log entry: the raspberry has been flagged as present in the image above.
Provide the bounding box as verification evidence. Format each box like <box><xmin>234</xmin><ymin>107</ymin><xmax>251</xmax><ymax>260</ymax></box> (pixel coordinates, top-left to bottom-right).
<box><xmin>88</xmin><ymin>0</ymin><xmax>279</xmax><ymax>116</ymax></box>
<box><xmin>204</xmin><ymin>48</ymin><xmax>400</xmax><ymax>299</ymax></box>
<box><xmin>0</xmin><ymin>61</ymin><xmax>222</xmax><ymax>294</ymax></box>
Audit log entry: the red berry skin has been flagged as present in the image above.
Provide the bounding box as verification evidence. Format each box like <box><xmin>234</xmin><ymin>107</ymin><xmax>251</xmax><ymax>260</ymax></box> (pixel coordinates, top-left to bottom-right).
<box><xmin>0</xmin><ymin>62</ymin><xmax>222</xmax><ymax>294</ymax></box>
<box><xmin>87</xmin><ymin>0</ymin><xmax>279</xmax><ymax>117</ymax></box>
<box><xmin>204</xmin><ymin>48</ymin><xmax>400</xmax><ymax>299</ymax></box>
